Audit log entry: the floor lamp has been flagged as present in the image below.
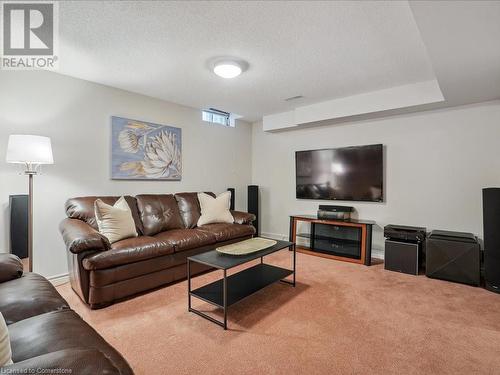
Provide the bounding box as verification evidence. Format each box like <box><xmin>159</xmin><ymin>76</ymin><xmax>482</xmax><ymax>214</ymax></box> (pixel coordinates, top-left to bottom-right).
<box><xmin>6</xmin><ymin>135</ymin><xmax>54</xmax><ymax>272</ymax></box>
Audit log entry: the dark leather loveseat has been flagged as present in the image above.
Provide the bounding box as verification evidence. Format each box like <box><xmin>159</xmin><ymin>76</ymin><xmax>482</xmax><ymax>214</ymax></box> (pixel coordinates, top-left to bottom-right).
<box><xmin>59</xmin><ymin>192</ymin><xmax>256</xmax><ymax>309</ymax></box>
<box><xmin>0</xmin><ymin>253</ymin><xmax>133</xmax><ymax>374</ymax></box>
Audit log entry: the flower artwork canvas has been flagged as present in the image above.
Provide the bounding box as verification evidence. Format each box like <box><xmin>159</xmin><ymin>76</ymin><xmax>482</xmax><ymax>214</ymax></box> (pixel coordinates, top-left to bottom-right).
<box><xmin>111</xmin><ymin>116</ymin><xmax>182</xmax><ymax>180</ymax></box>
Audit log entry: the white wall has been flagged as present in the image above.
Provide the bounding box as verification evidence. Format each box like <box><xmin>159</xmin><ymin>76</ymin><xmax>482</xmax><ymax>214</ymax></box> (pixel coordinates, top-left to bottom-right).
<box><xmin>252</xmin><ymin>101</ymin><xmax>500</xmax><ymax>255</ymax></box>
<box><xmin>0</xmin><ymin>71</ymin><xmax>252</xmax><ymax>278</ymax></box>
<box><xmin>3</xmin><ymin>70</ymin><xmax>499</xmax><ymax>278</ymax></box>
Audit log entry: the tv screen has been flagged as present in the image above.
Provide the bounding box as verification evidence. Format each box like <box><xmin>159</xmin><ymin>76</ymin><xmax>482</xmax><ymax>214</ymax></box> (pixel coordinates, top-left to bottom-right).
<box><xmin>295</xmin><ymin>144</ymin><xmax>383</xmax><ymax>202</ymax></box>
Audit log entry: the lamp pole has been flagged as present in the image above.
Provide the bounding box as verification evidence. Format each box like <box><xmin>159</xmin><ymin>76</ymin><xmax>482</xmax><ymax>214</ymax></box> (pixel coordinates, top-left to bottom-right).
<box><xmin>26</xmin><ymin>169</ymin><xmax>35</xmax><ymax>272</ymax></box>
<box><xmin>6</xmin><ymin>135</ymin><xmax>54</xmax><ymax>273</ymax></box>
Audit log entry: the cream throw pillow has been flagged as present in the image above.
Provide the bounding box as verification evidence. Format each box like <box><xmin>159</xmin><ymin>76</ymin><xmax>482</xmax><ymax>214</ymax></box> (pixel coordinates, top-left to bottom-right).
<box><xmin>94</xmin><ymin>197</ymin><xmax>138</xmax><ymax>244</ymax></box>
<box><xmin>0</xmin><ymin>312</ymin><xmax>12</xmax><ymax>366</ymax></box>
<box><xmin>197</xmin><ymin>192</ymin><xmax>234</xmax><ymax>226</ymax></box>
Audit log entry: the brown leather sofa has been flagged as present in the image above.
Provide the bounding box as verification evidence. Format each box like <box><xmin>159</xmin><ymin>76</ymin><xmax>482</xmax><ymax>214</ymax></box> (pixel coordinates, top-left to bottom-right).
<box><xmin>0</xmin><ymin>253</ymin><xmax>133</xmax><ymax>374</ymax></box>
<box><xmin>59</xmin><ymin>192</ymin><xmax>256</xmax><ymax>309</ymax></box>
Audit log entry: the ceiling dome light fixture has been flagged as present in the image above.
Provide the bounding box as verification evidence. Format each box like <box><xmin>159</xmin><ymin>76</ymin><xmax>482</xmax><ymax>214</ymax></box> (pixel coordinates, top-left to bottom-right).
<box><xmin>213</xmin><ymin>61</ymin><xmax>243</xmax><ymax>79</ymax></box>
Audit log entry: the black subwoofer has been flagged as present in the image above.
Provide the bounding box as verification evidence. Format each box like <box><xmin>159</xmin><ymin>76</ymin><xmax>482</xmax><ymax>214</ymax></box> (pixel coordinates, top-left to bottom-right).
<box><xmin>426</xmin><ymin>230</ymin><xmax>480</xmax><ymax>286</ymax></box>
<box><xmin>385</xmin><ymin>240</ymin><xmax>420</xmax><ymax>275</ymax></box>
<box><xmin>483</xmin><ymin>188</ymin><xmax>500</xmax><ymax>293</ymax></box>
<box><xmin>384</xmin><ymin>224</ymin><xmax>427</xmax><ymax>276</ymax></box>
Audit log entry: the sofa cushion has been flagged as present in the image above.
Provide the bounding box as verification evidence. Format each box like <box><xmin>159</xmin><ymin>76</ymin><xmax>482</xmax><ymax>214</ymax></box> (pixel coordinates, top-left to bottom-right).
<box><xmin>174</xmin><ymin>192</ymin><xmax>201</xmax><ymax>229</ymax></box>
<box><xmin>0</xmin><ymin>273</ymin><xmax>69</xmax><ymax>325</ymax></box>
<box><xmin>89</xmin><ymin>245</ymin><xmax>219</xmax><ymax>287</ymax></box>
<box><xmin>174</xmin><ymin>192</ymin><xmax>215</xmax><ymax>229</ymax></box>
<box><xmin>82</xmin><ymin>236</ymin><xmax>174</xmax><ymax>270</ymax></box>
<box><xmin>5</xmin><ymin>348</ymin><xmax>128</xmax><ymax>375</ymax></box>
<box><xmin>0</xmin><ymin>254</ymin><xmax>23</xmax><ymax>283</ymax></box>
<box><xmin>8</xmin><ymin>310</ymin><xmax>133</xmax><ymax>375</ymax></box>
<box><xmin>198</xmin><ymin>223</ymin><xmax>256</xmax><ymax>242</ymax></box>
<box><xmin>136</xmin><ymin>194</ymin><xmax>184</xmax><ymax>235</ymax></box>
<box><xmin>65</xmin><ymin>196</ymin><xmax>144</xmax><ymax>235</ymax></box>
<box><xmin>155</xmin><ymin>229</ymin><xmax>217</xmax><ymax>252</ymax></box>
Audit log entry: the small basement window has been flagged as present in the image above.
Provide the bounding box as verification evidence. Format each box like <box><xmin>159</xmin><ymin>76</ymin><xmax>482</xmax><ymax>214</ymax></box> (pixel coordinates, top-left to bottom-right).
<box><xmin>202</xmin><ymin>108</ymin><xmax>236</xmax><ymax>127</ymax></box>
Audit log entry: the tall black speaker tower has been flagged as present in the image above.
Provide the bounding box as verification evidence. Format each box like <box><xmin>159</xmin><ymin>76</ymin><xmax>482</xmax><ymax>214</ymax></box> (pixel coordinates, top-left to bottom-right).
<box><xmin>483</xmin><ymin>188</ymin><xmax>500</xmax><ymax>293</ymax></box>
<box><xmin>9</xmin><ymin>195</ymin><xmax>29</xmax><ymax>259</ymax></box>
<box><xmin>227</xmin><ymin>188</ymin><xmax>235</xmax><ymax>211</ymax></box>
<box><xmin>248</xmin><ymin>185</ymin><xmax>259</xmax><ymax>235</ymax></box>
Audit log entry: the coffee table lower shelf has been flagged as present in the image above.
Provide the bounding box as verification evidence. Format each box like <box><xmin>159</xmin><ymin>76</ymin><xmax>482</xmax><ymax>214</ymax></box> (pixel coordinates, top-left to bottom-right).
<box><xmin>190</xmin><ymin>263</ymin><xmax>292</xmax><ymax>308</ymax></box>
<box><xmin>189</xmin><ymin>263</ymin><xmax>293</xmax><ymax>329</ymax></box>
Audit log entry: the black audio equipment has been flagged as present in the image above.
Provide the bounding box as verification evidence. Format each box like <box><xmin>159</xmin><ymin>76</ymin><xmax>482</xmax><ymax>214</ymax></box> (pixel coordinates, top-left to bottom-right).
<box><xmin>385</xmin><ymin>241</ymin><xmax>420</xmax><ymax>275</ymax></box>
<box><xmin>247</xmin><ymin>185</ymin><xmax>259</xmax><ymax>235</ymax></box>
<box><xmin>426</xmin><ymin>230</ymin><xmax>480</xmax><ymax>286</ymax></box>
<box><xmin>317</xmin><ymin>205</ymin><xmax>353</xmax><ymax>220</ymax></box>
<box><xmin>227</xmin><ymin>188</ymin><xmax>235</xmax><ymax>211</ymax></box>
<box><xmin>318</xmin><ymin>205</ymin><xmax>354</xmax><ymax>212</ymax></box>
<box><xmin>384</xmin><ymin>224</ymin><xmax>427</xmax><ymax>275</ymax></box>
<box><xmin>483</xmin><ymin>188</ymin><xmax>500</xmax><ymax>293</ymax></box>
<box><xmin>9</xmin><ymin>195</ymin><xmax>28</xmax><ymax>259</ymax></box>
<box><xmin>384</xmin><ymin>224</ymin><xmax>427</xmax><ymax>242</ymax></box>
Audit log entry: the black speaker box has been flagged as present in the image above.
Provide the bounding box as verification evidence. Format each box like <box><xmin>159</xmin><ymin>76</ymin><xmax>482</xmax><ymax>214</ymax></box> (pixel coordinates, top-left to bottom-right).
<box><xmin>426</xmin><ymin>230</ymin><xmax>480</xmax><ymax>286</ymax></box>
<box><xmin>247</xmin><ymin>185</ymin><xmax>259</xmax><ymax>235</ymax></box>
<box><xmin>483</xmin><ymin>188</ymin><xmax>500</xmax><ymax>293</ymax></box>
<box><xmin>227</xmin><ymin>188</ymin><xmax>235</xmax><ymax>211</ymax></box>
<box><xmin>9</xmin><ymin>195</ymin><xmax>28</xmax><ymax>259</ymax></box>
<box><xmin>385</xmin><ymin>240</ymin><xmax>421</xmax><ymax>275</ymax></box>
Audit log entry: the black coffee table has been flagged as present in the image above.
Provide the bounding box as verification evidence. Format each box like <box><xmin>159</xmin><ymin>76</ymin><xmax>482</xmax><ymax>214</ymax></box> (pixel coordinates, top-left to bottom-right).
<box><xmin>187</xmin><ymin>239</ymin><xmax>296</xmax><ymax>329</ymax></box>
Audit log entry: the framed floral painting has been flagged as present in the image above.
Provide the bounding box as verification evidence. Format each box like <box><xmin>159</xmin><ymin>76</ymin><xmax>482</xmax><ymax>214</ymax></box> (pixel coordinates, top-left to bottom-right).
<box><xmin>111</xmin><ymin>116</ymin><xmax>182</xmax><ymax>180</ymax></box>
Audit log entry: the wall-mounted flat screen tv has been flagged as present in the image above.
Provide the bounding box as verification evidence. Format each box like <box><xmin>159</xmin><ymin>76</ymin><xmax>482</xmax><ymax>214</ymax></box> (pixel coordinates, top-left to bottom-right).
<box><xmin>295</xmin><ymin>144</ymin><xmax>383</xmax><ymax>202</ymax></box>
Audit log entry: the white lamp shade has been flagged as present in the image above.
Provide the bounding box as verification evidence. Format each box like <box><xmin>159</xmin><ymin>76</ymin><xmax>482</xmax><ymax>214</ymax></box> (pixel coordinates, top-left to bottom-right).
<box><xmin>6</xmin><ymin>135</ymin><xmax>54</xmax><ymax>164</ymax></box>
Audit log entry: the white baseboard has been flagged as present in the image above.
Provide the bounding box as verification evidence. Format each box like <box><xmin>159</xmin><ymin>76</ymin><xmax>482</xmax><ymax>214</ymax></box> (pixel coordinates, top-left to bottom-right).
<box><xmin>261</xmin><ymin>231</ymin><xmax>384</xmax><ymax>260</ymax></box>
<box><xmin>371</xmin><ymin>249</ymin><xmax>384</xmax><ymax>260</ymax></box>
<box><xmin>261</xmin><ymin>232</ymin><xmax>288</xmax><ymax>241</ymax></box>
<box><xmin>48</xmin><ymin>273</ymin><xmax>69</xmax><ymax>286</ymax></box>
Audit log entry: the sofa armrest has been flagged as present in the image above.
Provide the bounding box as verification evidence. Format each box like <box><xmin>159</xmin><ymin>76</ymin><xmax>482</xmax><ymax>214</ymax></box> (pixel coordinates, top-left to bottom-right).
<box><xmin>0</xmin><ymin>253</ymin><xmax>23</xmax><ymax>283</ymax></box>
<box><xmin>231</xmin><ymin>210</ymin><xmax>256</xmax><ymax>225</ymax></box>
<box><xmin>1</xmin><ymin>348</ymin><xmax>131</xmax><ymax>375</ymax></box>
<box><xmin>60</xmin><ymin>218</ymin><xmax>110</xmax><ymax>254</ymax></box>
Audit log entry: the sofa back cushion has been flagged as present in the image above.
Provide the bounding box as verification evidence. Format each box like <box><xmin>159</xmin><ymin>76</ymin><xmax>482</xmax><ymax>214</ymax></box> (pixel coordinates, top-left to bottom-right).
<box><xmin>174</xmin><ymin>192</ymin><xmax>215</xmax><ymax>228</ymax></box>
<box><xmin>65</xmin><ymin>196</ymin><xmax>143</xmax><ymax>235</ymax></box>
<box><xmin>135</xmin><ymin>194</ymin><xmax>184</xmax><ymax>235</ymax></box>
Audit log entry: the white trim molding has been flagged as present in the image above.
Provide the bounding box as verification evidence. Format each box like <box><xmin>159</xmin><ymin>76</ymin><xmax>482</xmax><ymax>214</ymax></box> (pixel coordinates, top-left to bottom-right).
<box><xmin>263</xmin><ymin>80</ymin><xmax>444</xmax><ymax>131</ymax></box>
<box><xmin>48</xmin><ymin>273</ymin><xmax>69</xmax><ymax>286</ymax></box>
<box><xmin>261</xmin><ymin>232</ymin><xmax>288</xmax><ymax>241</ymax></box>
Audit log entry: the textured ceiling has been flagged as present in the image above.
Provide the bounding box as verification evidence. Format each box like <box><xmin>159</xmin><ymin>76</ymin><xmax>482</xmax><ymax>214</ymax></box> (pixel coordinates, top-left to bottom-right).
<box><xmin>409</xmin><ymin>0</ymin><xmax>500</xmax><ymax>107</ymax></box>
<box><xmin>56</xmin><ymin>1</ymin><xmax>500</xmax><ymax>122</ymax></box>
<box><xmin>58</xmin><ymin>0</ymin><xmax>436</xmax><ymax>122</ymax></box>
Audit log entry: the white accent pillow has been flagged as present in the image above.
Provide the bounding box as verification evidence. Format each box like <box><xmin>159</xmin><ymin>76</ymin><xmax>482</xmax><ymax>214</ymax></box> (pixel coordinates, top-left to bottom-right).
<box><xmin>94</xmin><ymin>196</ymin><xmax>138</xmax><ymax>244</ymax></box>
<box><xmin>197</xmin><ymin>192</ymin><xmax>234</xmax><ymax>226</ymax></box>
<box><xmin>0</xmin><ymin>312</ymin><xmax>12</xmax><ymax>366</ymax></box>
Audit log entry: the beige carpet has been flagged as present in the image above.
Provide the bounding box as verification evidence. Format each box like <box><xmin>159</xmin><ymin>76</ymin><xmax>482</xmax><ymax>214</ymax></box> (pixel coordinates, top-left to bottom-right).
<box><xmin>57</xmin><ymin>252</ymin><xmax>500</xmax><ymax>375</ymax></box>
